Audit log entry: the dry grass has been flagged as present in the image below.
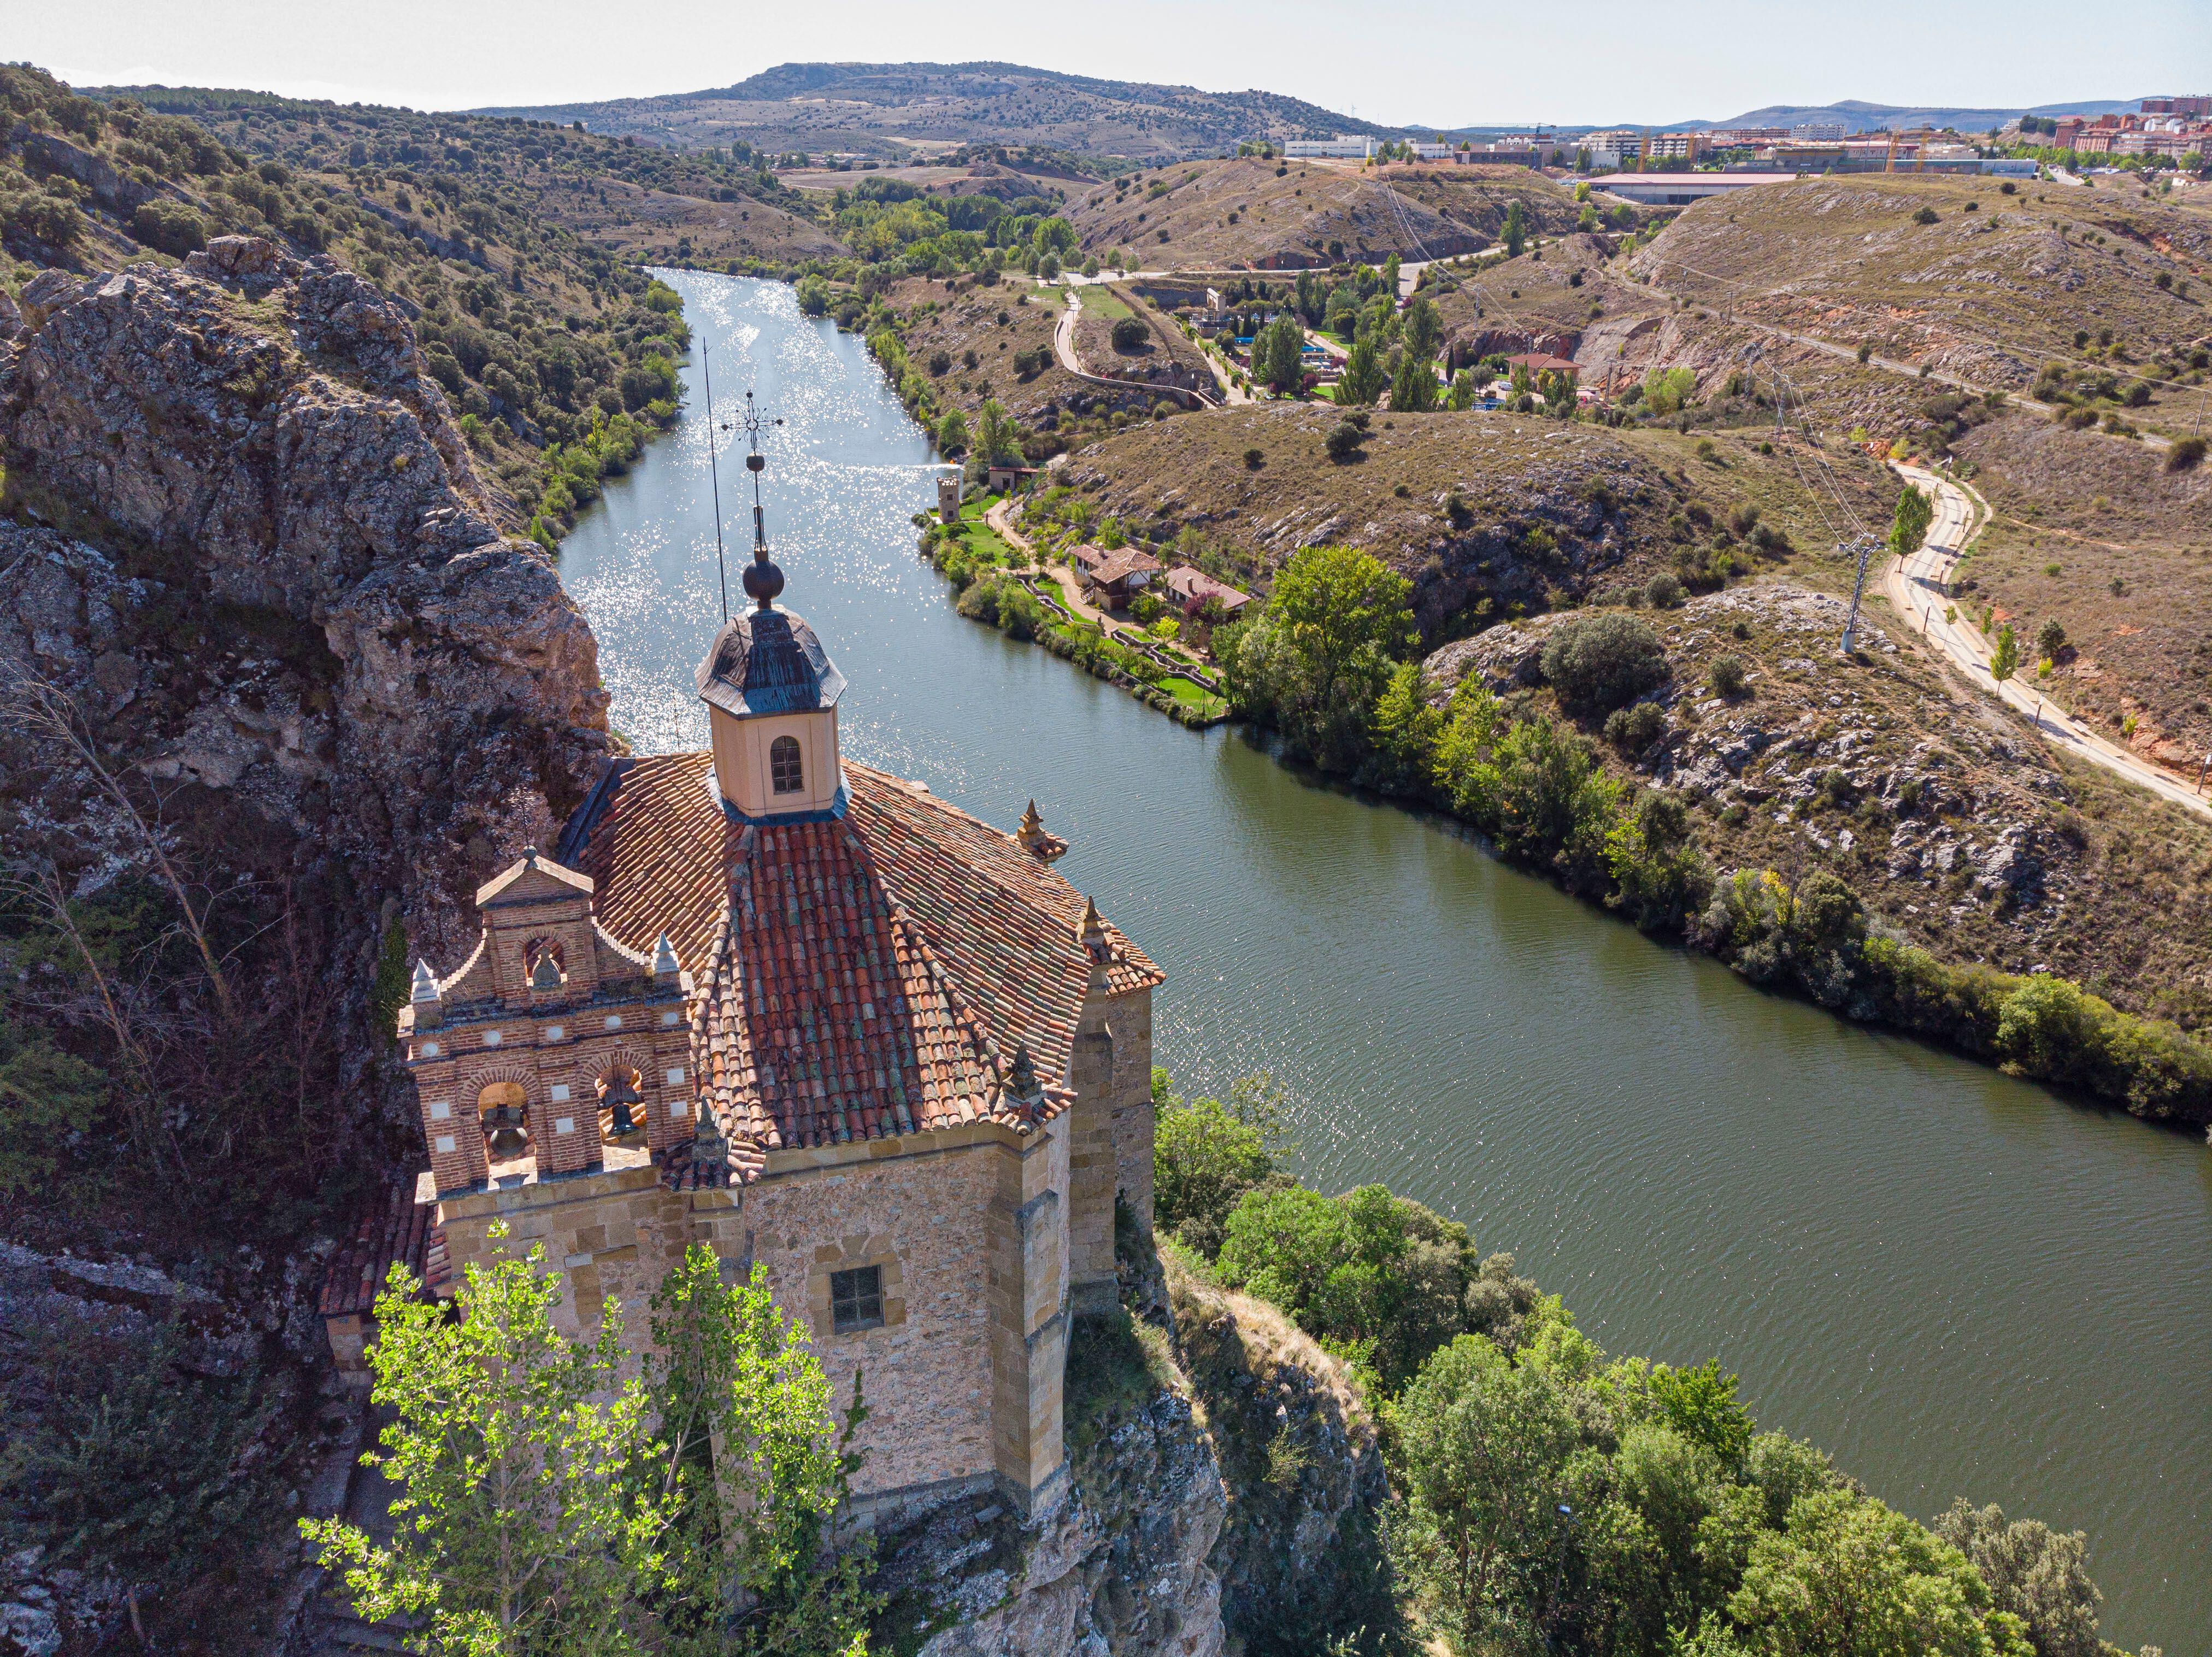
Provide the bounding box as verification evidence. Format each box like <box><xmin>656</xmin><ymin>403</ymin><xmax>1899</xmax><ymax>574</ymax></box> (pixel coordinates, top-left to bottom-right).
<box><xmin>1953</xmin><ymin>413</ymin><xmax>2212</xmax><ymax>764</ymax></box>
<box><xmin>1065</xmin><ymin>157</ymin><xmax>1596</xmax><ymax>271</ymax></box>
<box><xmin>1431</xmin><ymin>583</ymin><xmax>2212</xmax><ymax>1025</ymax></box>
<box><xmin>1069</xmin><ymin>281</ymin><xmax>1211</xmax><ymax>382</ymax></box>
<box><xmin>1050</xmin><ymin>404</ymin><xmax>1890</xmax><ymax>633</ymax></box>
<box><xmin>876</xmin><ymin>275</ymin><xmax>1089</xmax><ymax>425</ymax></box>
<box><xmin>1626</xmin><ymin>175</ymin><xmax>2212</xmax><ymax>411</ymax></box>
<box><xmin>522</xmin><ymin>170</ymin><xmax>845</xmax><ymax>263</ymax></box>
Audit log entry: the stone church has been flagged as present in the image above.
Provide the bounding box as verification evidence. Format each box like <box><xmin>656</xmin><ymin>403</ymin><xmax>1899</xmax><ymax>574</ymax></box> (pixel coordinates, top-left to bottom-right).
<box><xmin>345</xmin><ymin>532</ymin><xmax>1161</xmax><ymax>1520</ymax></box>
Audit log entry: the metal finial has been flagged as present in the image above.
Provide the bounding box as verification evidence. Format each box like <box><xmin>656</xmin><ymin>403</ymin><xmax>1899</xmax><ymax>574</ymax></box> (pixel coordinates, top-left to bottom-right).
<box><xmin>739</xmin><ymin>390</ymin><xmax>785</xmax><ymax>611</ymax></box>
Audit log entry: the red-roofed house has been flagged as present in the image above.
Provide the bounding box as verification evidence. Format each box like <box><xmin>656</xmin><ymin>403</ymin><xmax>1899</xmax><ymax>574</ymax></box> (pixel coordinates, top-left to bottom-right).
<box><xmin>1070</xmin><ymin>543</ymin><xmax>1163</xmax><ymax>608</ymax></box>
<box><xmin>1162</xmin><ymin>565</ymin><xmax>1252</xmax><ymax>617</ymax></box>
<box><xmin>364</xmin><ymin>534</ymin><xmax>1163</xmax><ymax>1520</ymax></box>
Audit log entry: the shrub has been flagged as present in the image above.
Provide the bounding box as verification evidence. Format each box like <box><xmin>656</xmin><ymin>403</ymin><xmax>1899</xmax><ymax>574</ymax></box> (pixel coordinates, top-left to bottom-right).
<box><xmin>1710</xmin><ymin>655</ymin><xmax>1748</xmax><ymax>698</ymax></box>
<box><xmin>1243</xmin><ymin>446</ymin><xmax>1264</xmax><ymax>469</ymax></box>
<box><xmin>1604</xmin><ymin>700</ymin><xmax>1668</xmax><ymax>753</ymax></box>
<box><xmin>2168</xmin><ymin>436</ymin><xmax>2207</xmax><ymax>473</ymax></box>
<box><xmin>2036</xmin><ymin>618</ymin><xmax>2067</xmax><ymax>658</ymax></box>
<box><xmin>1542</xmin><ymin>614</ymin><xmax>1667</xmax><ymax>714</ymax></box>
<box><xmin>131</xmin><ymin>197</ymin><xmax>205</xmax><ymax>256</ymax></box>
<box><xmin>1110</xmin><ymin>315</ymin><xmax>1149</xmax><ymax>351</ymax></box>
<box><xmin>1644</xmin><ymin>572</ymin><xmax>1686</xmax><ymax>609</ymax></box>
<box><xmin>1324</xmin><ymin>421</ymin><xmax>1365</xmax><ymax>462</ymax></box>
<box><xmin>1914</xmin><ymin>205</ymin><xmax>1940</xmax><ymax>224</ymax></box>
<box><xmin>1151</xmin><ymin>1071</ymin><xmax>1288</xmax><ymax>1257</ymax></box>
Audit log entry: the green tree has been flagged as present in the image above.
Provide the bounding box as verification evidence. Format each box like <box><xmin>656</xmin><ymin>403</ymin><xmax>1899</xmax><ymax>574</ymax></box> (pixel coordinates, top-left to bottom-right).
<box><xmin>645</xmin><ymin>1246</ymin><xmax>880</xmax><ymax>1657</ymax></box>
<box><xmin>1370</xmin><ymin>660</ymin><xmax>1446</xmax><ymax>792</ymax></box>
<box><xmin>1933</xmin><ymin>1501</ymin><xmax>2105</xmax><ymax>1657</ymax></box>
<box><xmin>4</xmin><ymin>1323</ymin><xmax>279</xmax><ymax>1642</ymax></box>
<box><xmin>1888</xmin><ymin>483</ymin><xmax>1934</xmax><ymax>555</ymax></box>
<box><xmin>1989</xmin><ymin>623</ymin><xmax>2020</xmax><ymax>685</ymax></box>
<box><xmin>2034</xmin><ymin>618</ymin><xmax>2066</xmax><ymax>660</ymax></box>
<box><xmin>1727</xmin><ymin>1488</ymin><xmax>2032</xmax><ymax>1657</ymax></box>
<box><xmin>1338</xmin><ymin>336</ymin><xmax>1387</xmax><ymax>405</ymax></box>
<box><xmin>301</xmin><ymin>1232</ymin><xmax>673</xmax><ymax>1656</ymax></box>
<box><xmin>936</xmin><ymin>408</ymin><xmax>969</xmax><ymax>456</ymax></box>
<box><xmin>1386</xmin><ymin>1335</ymin><xmax>1581</xmax><ymax>1652</ymax></box>
<box><xmin>976</xmin><ymin>397</ymin><xmax>1020</xmax><ymax>465</ymax></box>
<box><xmin>1255</xmin><ymin>316</ymin><xmax>1307</xmax><ymax>395</ymax></box>
<box><xmin>1222</xmin><ymin>545</ymin><xmax>1416</xmax><ymax>769</ymax></box>
<box><xmin>1503</xmin><ymin>199</ymin><xmax>1528</xmax><ymax>258</ymax></box>
<box><xmin>1151</xmin><ymin>1069</ymin><xmax>1287</xmax><ymax>1256</ymax></box>
<box><xmin>1540</xmin><ymin>613</ymin><xmax>1669</xmax><ymax>713</ymax></box>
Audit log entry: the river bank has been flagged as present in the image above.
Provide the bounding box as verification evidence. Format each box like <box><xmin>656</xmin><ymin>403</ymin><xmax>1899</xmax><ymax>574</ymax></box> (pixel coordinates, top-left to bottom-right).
<box><xmin>557</xmin><ymin>271</ymin><xmax>2212</xmax><ymax>1649</ymax></box>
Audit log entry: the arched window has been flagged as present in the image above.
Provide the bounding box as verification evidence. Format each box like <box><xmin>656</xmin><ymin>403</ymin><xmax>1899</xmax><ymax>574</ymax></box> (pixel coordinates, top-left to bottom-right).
<box><xmin>479</xmin><ymin>1080</ymin><xmax>529</xmax><ymax>1161</ymax></box>
<box><xmin>769</xmin><ymin>735</ymin><xmax>804</xmax><ymax>796</ymax></box>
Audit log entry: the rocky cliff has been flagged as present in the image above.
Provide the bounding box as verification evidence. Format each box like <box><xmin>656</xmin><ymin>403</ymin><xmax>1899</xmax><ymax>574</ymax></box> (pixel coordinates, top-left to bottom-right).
<box><xmin>1</xmin><ymin>235</ymin><xmax>610</xmax><ymax>960</ymax></box>
<box><xmin>869</xmin><ymin>1240</ymin><xmax>1389</xmax><ymax>1657</ymax></box>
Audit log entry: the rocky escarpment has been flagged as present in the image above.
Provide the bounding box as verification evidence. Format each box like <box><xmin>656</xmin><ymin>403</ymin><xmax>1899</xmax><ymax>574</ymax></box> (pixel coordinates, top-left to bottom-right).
<box><xmin>870</xmin><ymin>1241</ymin><xmax>1387</xmax><ymax>1657</ymax></box>
<box><xmin>1</xmin><ymin>236</ymin><xmax>610</xmax><ymax>958</ymax></box>
<box><xmin>1422</xmin><ymin>584</ymin><xmax>2212</xmax><ymax>1019</ymax></box>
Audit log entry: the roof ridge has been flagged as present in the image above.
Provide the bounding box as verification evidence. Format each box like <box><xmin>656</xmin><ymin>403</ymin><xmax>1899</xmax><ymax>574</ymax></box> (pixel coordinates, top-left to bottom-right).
<box><xmin>834</xmin><ymin>816</ymin><xmax>1016</xmax><ymax>1121</ymax></box>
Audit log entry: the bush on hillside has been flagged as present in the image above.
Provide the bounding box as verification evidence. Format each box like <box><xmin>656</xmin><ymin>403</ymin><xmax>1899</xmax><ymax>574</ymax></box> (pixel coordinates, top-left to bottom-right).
<box><xmin>1540</xmin><ymin>613</ymin><xmax>1668</xmax><ymax>713</ymax></box>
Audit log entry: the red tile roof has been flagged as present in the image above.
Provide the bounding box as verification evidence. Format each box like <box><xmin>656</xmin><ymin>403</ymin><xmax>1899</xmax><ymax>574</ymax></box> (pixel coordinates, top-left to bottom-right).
<box><xmin>567</xmin><ymin>756</ymin><xmax>1161</xmax><ymax>1185</ymax></box>
<box><xmin>1162</xmin><ymin>565</ymin><xmax>1251</xmax><ymax>611</ymax></box>
<box><xmin>320</xmin><ymin>1178</ymin><xmax>434</xmax><ymax>1317</ymax></box>
<box><xmin>1072</xmin><ymin>544</ymin><xmax>1163</xmax><ymax>587</ymax></box>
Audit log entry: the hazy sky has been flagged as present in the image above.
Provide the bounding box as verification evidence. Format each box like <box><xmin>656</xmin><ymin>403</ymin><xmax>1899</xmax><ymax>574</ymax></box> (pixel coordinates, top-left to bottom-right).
<box><xmin>25</xmin><ymin>0</ymin><xmax>2212</xmax><ymax>127</ymax></box>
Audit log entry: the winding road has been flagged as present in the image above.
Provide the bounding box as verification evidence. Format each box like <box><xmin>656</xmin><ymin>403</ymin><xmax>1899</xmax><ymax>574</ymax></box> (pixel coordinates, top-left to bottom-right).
<box><xmin>1886</xmin><ymin>462</ymin><xmax>2211</xmax><ymax>818</ymax></box>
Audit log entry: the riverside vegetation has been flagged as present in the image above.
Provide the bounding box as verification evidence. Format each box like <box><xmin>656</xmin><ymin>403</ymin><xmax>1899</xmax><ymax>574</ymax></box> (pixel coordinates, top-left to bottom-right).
<box><xmin>1214</xmin><ymin>538</ymin><xmax>2212</xmax><ymax>1127</ymax></box>
<box><xmin>1146</xmin><ymin>1070</ymin><xmax>2154</xmax><ymax>1657</ymax></box>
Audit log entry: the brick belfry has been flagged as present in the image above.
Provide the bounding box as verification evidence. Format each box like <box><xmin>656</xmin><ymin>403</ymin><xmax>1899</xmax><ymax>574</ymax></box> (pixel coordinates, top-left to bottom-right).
<box><xmin>345</xmin><ymin>433</ymin><xmax>1160</xmax><ymax>1523</ymax></box>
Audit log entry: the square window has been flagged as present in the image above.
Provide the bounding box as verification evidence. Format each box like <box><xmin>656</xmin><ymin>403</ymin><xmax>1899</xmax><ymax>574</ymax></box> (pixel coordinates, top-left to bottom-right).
<box><xmin>433</xmin><ymin>1134</ymin><xmax>456</xmax><ymax>1153</ymax></box>
<box><xmin>550</xmin><ymin>1083</ymin><xmax>571</xmax><ymax>1103</ymax></box>
<box><xmin>829</xmin><ymin>1265</ymin><xmax>884</xmax><ymax>1334</ymax></box>
<box><xmin>428</xmin><ymin>1100</ymin><xmax>452</xmax><ymax>1121</ymax></box>
<box><xmin>665</xmin><ymin>1067</ymin><xmax>685</xmax><ymax>1086</ymax></box>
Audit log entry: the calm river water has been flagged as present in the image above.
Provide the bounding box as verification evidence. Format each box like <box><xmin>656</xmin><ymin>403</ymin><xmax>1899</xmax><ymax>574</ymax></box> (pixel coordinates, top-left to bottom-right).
<box><xmin>562</xmin><ymin>272</ymin><xmax>2209</xmax><ymax>1650</ymax></box>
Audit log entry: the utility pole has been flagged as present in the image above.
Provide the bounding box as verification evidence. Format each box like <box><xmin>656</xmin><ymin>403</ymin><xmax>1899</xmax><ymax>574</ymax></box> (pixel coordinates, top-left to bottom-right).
<box><xmin>1840</xmin><ymin>534</ymin><xmax>1878</xmax><ymax>654</ymax></box>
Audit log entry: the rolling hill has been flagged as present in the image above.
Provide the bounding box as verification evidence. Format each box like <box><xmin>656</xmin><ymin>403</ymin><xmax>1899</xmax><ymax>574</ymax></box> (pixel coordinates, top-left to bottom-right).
<box><xmin>1658</xmin><ymin>96</ymin><xmax>2143</xmax><ymax>134</ymax></box>
<box><xmin>473</xmin><ymin>61</ymin><xmax>1402</xmax><ymax>162</ymax></box>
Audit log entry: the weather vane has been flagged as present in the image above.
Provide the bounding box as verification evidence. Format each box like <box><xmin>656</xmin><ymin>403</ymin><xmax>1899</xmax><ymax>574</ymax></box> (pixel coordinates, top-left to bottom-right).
<box><xmin>698</xmin><ymin>350</ymin><xmax>781</xmax><ymax>622</ymax></box>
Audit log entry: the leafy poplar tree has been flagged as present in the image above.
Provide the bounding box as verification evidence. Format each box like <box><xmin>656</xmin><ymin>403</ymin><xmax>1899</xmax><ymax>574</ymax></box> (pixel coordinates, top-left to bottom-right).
<box><xmin>301</xmin><ymin>1231</ymin><xmax>669</xmax><ymax>1656</ymax></box>
<box><xmin>1503</xmin><ymin>199</ymin><xmax>1528</xmax><ymax>258</ymax></box>
<box><xmin>1255</xmin><ymin>317</ymin><xmax>1306</xmax><ymax>395</ymax></box>
<box><xmin>645</xmin><ymin>1245</ymin><xmax>880</xmax><ymax>1657</ymax></box>
<box><xmin>976</xmin><ymin>398</ymin><xmax>1020</xmax><ymax>465</ymax></box>
<box><xmin>1888</xmin><ymin>482</ymin><xmax>1934</xmax><ymax>555</ymax></box>
<box><xmin>1990</xmin><ymin>623</ymin><xmax>2020</xmax><ymax>685</ymax></box>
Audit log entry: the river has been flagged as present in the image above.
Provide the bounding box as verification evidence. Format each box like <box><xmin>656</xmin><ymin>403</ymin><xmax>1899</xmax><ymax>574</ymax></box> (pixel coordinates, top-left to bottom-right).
<box><xmin>560</xmin><ymin>271</ymin><xmax>2210</xmax><ymax>1651</ymax></box>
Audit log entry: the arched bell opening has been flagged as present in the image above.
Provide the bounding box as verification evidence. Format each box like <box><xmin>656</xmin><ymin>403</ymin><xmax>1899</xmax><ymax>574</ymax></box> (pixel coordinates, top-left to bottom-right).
<box><xmin>478</xmin><ymin>1079</ymin><xmax>531</xmax><ymax>1163</ymax></box>
<box><xmin>597</xmin><ymin>1065</ymin><xmax>647</xmax><ymax>1149</ymax></box>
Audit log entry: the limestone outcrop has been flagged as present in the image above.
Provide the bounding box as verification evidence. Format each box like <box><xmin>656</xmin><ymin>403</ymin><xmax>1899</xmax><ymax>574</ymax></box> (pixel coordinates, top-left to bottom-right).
<box><xmin>870</xmin><ymin>1245</ymin><xmax>1389</xmax><ymax>1657</ymax></box>
<box><xmin>0</xmin><ymin>236</ymin><xmax>609</xmax><ymax>955</ymax></box>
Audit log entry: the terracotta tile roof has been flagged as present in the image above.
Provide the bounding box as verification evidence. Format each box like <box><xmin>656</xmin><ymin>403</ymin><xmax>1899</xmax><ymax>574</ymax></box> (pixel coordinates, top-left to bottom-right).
<box><xmin>1163</xmin><ymin>565</ymin><xmax>1252</xmax><ymax>610</ymax></box>
<box><xmin>320</xmin><ymin>1178</ymin><xmax>434</xmax><ymax>1317</ymax></box>
<box><xmin>560</xmin><ymin>755</ymin><xmax>1157</xmax><ymax>1185</ymax></box>
<box><xmin>1073</xmin><ymin>545</ymin><xmax>1163</xmax><ymax>587</ymax></box>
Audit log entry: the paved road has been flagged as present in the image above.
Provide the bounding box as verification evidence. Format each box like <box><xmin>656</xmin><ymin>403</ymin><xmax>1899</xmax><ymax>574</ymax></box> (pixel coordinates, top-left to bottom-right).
<box><xmin>1886</xmin><ymin>462</ymin><xmax>2211</xmax><ymax>818</ymax></box>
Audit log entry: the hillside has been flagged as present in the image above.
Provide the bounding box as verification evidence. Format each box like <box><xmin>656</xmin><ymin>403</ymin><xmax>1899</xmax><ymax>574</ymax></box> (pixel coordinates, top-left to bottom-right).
<box><xmin>476</xmin><ymin>61</ymin><xmax>1403</xmax><ymax>162</ymax></box>
<box><xmin>1625</xmin><ymin>175</ymin><xmax>2212</xmax><ymax>419</ymax></box>
<box><xmin>1062</xmin><ymin>157</ymin><xmax>1602</xmax><ymax>271</ymax></box>
<box><xmin>1952</xmin><ymin>413</ymin><xmax>2212</xmax><ymax>768</ymax></box>
<box><xmin>1042</xmin><ymin>406</ymin><xmax>1889</xmax><ymax>635</ymax></box>
<box><xmin>96</xmin><ymin>81</ymin><xmax>844</xmax><ymax>267</ymax></box>
<box><xmin>1425</xmin><ymin>584</ymin><xmax>2212</xmax><ymax>1028</ymax></box>
<box><xmin>1661</xmin><ymin>97</ymin><xmax>2140</xmax><ymax>133</ymax></box>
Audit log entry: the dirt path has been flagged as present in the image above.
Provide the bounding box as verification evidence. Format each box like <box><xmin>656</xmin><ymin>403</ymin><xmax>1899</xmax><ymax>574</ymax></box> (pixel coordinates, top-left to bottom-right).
<box><xmin>1886</xmin><ymin>461</ymin><xmax>2210</xmax><ymax>818</ymax></box>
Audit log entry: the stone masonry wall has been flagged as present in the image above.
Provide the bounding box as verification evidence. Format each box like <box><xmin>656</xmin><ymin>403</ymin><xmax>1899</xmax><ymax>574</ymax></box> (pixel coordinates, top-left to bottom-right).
<box><xmin>744</xmin><ymin>1135</ymin><xmax>1013</xmax><ymax>1507</ymax></box>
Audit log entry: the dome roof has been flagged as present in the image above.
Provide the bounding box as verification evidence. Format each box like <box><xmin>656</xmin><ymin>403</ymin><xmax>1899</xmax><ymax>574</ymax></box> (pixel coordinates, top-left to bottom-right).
<box><xmin>695</xmin><ymin>606</ymin><xmax>846</xmax><ymax>718</ymax></box>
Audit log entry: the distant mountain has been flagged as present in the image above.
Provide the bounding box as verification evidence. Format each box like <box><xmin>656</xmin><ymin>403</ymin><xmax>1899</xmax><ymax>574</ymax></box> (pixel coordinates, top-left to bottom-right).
<box><xmin>472</xmin><ymin>62</ymin><xmax>1406</xmax><ymax>162</ymax></box>
<box><xmin>1663</xmin><ymin>97</ymin><xmax>2142</xmax><ymax>133</ymax></box>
